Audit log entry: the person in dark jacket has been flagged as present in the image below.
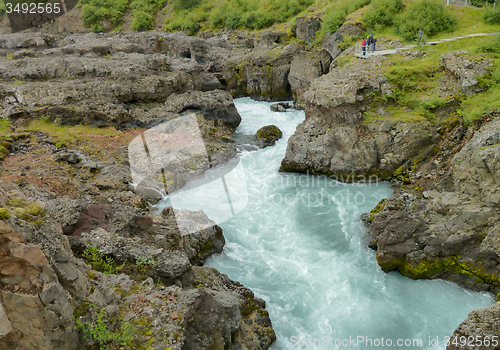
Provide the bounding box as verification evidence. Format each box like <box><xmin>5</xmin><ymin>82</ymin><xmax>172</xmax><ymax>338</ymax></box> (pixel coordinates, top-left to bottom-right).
<box><xmin>368</xmin><ymin>34</ymin><xmax>375</xmax><ymax>52</ymax></box>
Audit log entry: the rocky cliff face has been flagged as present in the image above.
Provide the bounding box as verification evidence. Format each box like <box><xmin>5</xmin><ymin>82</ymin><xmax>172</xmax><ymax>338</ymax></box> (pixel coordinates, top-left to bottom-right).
<box><xmin>366</xmin><ymin>118</ymin><xmax>500</xmax><ymax>294</ymax></box>
<box><xmin>0</xmin><ymin>31</ymin><xmax>283</xmax><ymax>350</ymax></box>
<box><xmin>281</xmin><ymin>57</ymin><xmax>441</xmax><ymax>181</ymax></box>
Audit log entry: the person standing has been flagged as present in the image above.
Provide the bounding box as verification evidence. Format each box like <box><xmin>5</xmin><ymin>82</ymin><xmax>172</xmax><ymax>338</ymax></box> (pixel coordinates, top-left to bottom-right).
<box><xmin>368</xmin><ymin>34</ymin><xmax>375</xmax><ymax>52</ymax></box>
<box><xmin>362</xmin><ymin>37</ymin><xmax>366</xmax><ymax>56</ymax></box>
<box><xmin>417</xmin><ymin>29</ymin><xmax>423</xmax><ymax>45</ymax></box>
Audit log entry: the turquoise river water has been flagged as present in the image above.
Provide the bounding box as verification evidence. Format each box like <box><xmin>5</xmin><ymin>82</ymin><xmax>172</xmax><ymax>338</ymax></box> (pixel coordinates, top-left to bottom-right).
<box><xmin>158</xmin><ymin>98</ymin><xmax>494</xmax><ymax>350</ymax></box>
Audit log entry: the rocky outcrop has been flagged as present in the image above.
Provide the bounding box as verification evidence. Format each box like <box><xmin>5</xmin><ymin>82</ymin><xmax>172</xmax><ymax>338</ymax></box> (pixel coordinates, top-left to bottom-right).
<box><xmin>320</xmin><ymin>31</ymin><xmax>344</xmax><ymax>61</ymax></box>
<box><xmin>281</xmin><ymin>58</ymin><xmax>440</xmax><ymax>181</ymax></box>
<box><xmin>366</xmin><ymin>118</ymin><xmax>500</xmax><ymax>295</ymax></box>
<box><xmin>288</xmin><ymin>50</ymin><xmax>331</xmax><ymax>105</ymax></box>
<box><xmin>440</xmin><ymin>52</ymin><xmax>492</xmax><ymax>95</ymax></box>
<box><xmin>447</xmin><ymin>302</ymin><xmax>500</xmax><ymax>350</ymax></box>
<box><xmin>255</xmin><ymin>125</ymin><xmax>283</xmax><ymax>148</ymax></box>
<box><xmin>295</xmin><ymin>15</ymin><xmax>321</xmax><ymax>48</ymax></box>
<box><xmin>0</xmin><ymin>177</ymin><xmax>275</xmax><ymax>350</ymax></box>
<box><xmin>165</xmin><ymin>89</ymin><xmax>242</xmax><ymax>128</ymax></box>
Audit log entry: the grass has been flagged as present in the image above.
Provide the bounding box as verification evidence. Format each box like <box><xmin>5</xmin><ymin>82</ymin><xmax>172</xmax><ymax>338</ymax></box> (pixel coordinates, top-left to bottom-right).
<box><xmin>367</xmin><ymin>4</ymin><xmax>500</xmax><ymax>44</ymax></box>
<box><xmin>433</xmin><ymin>6</ymin><xmax>500</xmax><ymax>39</ymax></box>
<box><xmin>25</xmin><ymin>118</ymin><xmax>121</xmax><ymax>148</ymax></box>
<box><xmin>362</xmin><ymin>33</ymin><xmax>500</xmax><ymax>124</ymax></box>
<box><xmin>0</xmin><ymin>119</ymin><xmax>11</xmax><ymax>136</ymax></box>
<box><xmin>364</xmin><ymin>108</ymin><xmax>428</xmax><ymax>123</ymax></box>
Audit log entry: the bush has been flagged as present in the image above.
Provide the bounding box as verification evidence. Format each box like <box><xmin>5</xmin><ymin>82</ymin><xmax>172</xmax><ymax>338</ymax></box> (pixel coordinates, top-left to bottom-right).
<box><xmin>483</xmin><ymin>5</ymin><xmax>500</xmax><ymax>24</ymax></box>
<box><xmin>477</xmin><ymin>34</ymin><xmax>500</xmax><ymax>53</ymax></box>
<box><xmin>131</xmin><ymin>10</ymin><xmax>154</xmax><ymax>31</ymax></box>
<box><xmin>364</xmin><ymin>0</ymin><xmax>404</xmax><ymax>29</ymax></box>
<box><xmin>165</xmin><ymin>10</ymin><xmax>201</xmax><ymax>35</ymax></box>
<box><xmin>209</xmin><ymin>0</ymin><xmax>312</xmax><ymax>31</ymax></box>
<box><xmin>131</xmin><ymin>0</ymin><xmax>168</xmax><ymax>13</ymax></box>
<box><xmin>243</xmin><ymin>9</ymin><xmax>275</xmax><ymax>30</ymax></box>
<box><xmin>470</xmin><ymin>0</ymin><xmax>495</xmax><ymax>7</ymax></box>
<box><xmin>173</xmin><ymin>0</ymin><xmax>202</xmax><ymax>11</ymax></box>
<box><xmin>395</xmin><ymin>0</ymin><xmax>456</xmax><ymax>41</ymax></box>
<box><xmin>82</xmin><ymin>246</ymin><xmax>123</xmax><ymax>274</ymax></box>
<box><xmin>80</xmin><ymin>0</ymin><xmax>129</xmax><ymax>32</ymax></box>
<box><xmin>75</xmin><ymin>304</ymin><xmax>134</xmax><ymax>348</ymax></box>
<box><xmin>322</xmin><ymin>0</ymin><xmax>371</xmax><ymax>33</ymax></box>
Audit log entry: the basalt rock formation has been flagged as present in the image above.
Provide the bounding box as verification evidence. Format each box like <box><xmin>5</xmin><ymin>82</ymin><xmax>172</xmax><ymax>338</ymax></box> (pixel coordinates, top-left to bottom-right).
<box><xmin>0</xmin><ymin>31</ymin><xmax>287</xmax><ymax>350</ymax></box>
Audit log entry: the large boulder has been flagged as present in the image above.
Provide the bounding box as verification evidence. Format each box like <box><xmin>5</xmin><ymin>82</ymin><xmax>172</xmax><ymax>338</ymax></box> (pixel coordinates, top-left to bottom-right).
<box><xmin>255</xmin><ymin>125</ymin><xmax>283</xmax><ymax>148</ymax></box>
<box><xmin>295</xmin><ymin>15</ymin><xmax>321</xmax><ymax>48</ymax></box>
<box><xmin>366</xmin><ymin>119</ymin><xmax>500</xmax><ymax>295</ymax></box>
<box><xmin>288</xmin><ymin>50</ymin><xmax>331</xmax><ymax>105</ymax></box>
<box><xmin>321</xmin><ymin>31</ymin><xmax>344</xmax><ymax>60</ymax></box>
<box><xmin>440</xmin><ymin>52</ymin><xmax>492</xmax><ymax>95</ymax></box>
<box><xmin>164</xmin><ymin>89</ymin><xmax>241</xmax><ymax>128</ymax></box>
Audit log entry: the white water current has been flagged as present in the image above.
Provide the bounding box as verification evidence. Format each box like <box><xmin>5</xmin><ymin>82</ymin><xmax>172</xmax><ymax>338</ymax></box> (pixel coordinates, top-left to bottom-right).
<box><xmin>157</xmin><ymin>98</ymin><xmax>494</xmax><ymax>350</ymax></box>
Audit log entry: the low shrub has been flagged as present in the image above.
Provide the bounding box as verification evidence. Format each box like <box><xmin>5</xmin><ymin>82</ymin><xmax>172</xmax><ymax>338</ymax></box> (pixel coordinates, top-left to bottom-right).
<box><xmin>322</xmin><ymin>0</ymin><xmax>372</xmax><ymax>33</ymax></box>
<box><xmin>131</xmin><ymin>10</ymin><xmax>154</xmax><ymax>31</ymax></box>
<box><xmin>80</xmin><ymin>0</ymin><xmax>129</xmax><ymax>32</ymax></box>
<box><xmin>165</xmin><ymin>11</ymin><xmax>201</xmax><ymax>35</ymax></box>
<box><xmin>483</xmin><ymin>5</ymin><xmax>500</xmax><ymax>24</ymax></box>
<box><xmin>395</xmin><ymin>0</ymin><xmax>456</xmax><ymax>41</ymax></box>
<box><xmin>364</xmin><ymin>0</ymin><xmax>404</xmax><ymax>30</ymax></box>
<box><xmin>75</xmin><ymin>304</ymin><xmax>134</xmax><ymax>348</ymax></box>
<box><xmin>477</xmin><ymin>34</ymin><xmax>500</xmax><ymax>53</ymax></box>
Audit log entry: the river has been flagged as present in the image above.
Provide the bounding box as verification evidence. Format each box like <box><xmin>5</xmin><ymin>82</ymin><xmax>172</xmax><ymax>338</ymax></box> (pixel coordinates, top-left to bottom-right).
<box><xmin>158</xmin><ymin>98</ymin><xmax>493</xmax><ymax>350</ymax></box>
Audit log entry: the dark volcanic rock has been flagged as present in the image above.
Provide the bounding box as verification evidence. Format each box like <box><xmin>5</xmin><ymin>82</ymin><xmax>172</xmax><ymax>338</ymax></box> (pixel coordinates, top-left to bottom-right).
<box><xmin>281</xmin><ymin>59</ymin><xmax>441</xmax><ymax>181</ymax></box>
<box><xmin>255</xmin><ymin>125</ymin><xmax>283</xmax><ymax>148</ymax></box>
<box><xmin>270</xmin><ymin>102</ymin><xmax>291</xmax><ymax>112</ymax></box>
<box><xmin>295</xmin><ymin>15</ymin><xmax>322</xmax><ymax>48</ymax></box>
<box><xmin>367</xmin><ymin>119</ymin><xmax>500</xmax><ymax>295</ymax></box>
<box><xmin>447</xmin><ymin>302</ymin><xmax>500</xmax><ymax>350</ymax></box>
<box><xmin>164</xmin><ymin>89</ymin><xmax>242</xmax><ymax>128</ymax></box>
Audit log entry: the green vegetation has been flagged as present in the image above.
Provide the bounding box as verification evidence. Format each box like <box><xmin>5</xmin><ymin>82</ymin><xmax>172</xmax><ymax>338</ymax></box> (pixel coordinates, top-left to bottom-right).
<box><xmin>364</xmin><ymin>33</ymin><xmax>500</xmax><ymax>125</ymax></box>
<box><xmin>321</xmin><ymin>0</ymin><xmax>371</xmax><ymax>33</ymax></box>
<box><xmin>25</xmin><ymin>118</ymin><xmax>120</xmax><ymax>148</ymax></box>
<box><xmin>165</xmin><ymin>0</ymin><xmax>314</xmax><ymax>33</ymax></box>
<box><xmin>483</xmin><ymin>4</ymin><xmax>500</xmax><ymax>25</ymax></box>
<box><xmin>131</xmin><ymin>10</ymin><xmax>154</xmax><ymax>31</ymax></box>
<box><xmin>80</xmin><ymin>0</ymin><xmax>129</xmax><ymax>32</ymax></box>
<box><xmin>394</xmin><ymin>0</ymin><xmax>456</xmax><ymax>41</ymax></box>
<box><xmin>82</xmin><ymin>245</ymin><xmax>124</xmax><ymax>274</ymax></box>
<box><xmin>136</xmin><ymin>257</ymin><xmax>157</xmax><ymax>270</ymax></box>
<box><xmin>364</xmin><ymin>0</ymin><xmax>403</xmax><ymax>30</ymax></box>
<box><xmin>0</xmin><ymin>0</ymin><xmax>5</xmax><ymax>16</ymax></box>
<box><xmin>75</xmin><ymin>304</ymin><xmax>134</xmax><ymax>348</ymax></box>
<box><xmin>471</xmin><ymin>0</ymin><xmax>495</xmax><ymax>7</ymax></box>
<box><xmin>0</xmin><ymin>208</ymin><xmax>10</xmax><ymax>220</ymax></box>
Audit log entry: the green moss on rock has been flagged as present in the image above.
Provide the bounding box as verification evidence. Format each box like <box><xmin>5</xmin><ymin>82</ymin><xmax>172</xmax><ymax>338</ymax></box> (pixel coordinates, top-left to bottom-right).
<box><xmin>73</xmin><ymin>302</ymin><xmax>91</xmax><ymax>319</ymax></box>
<box><xmin>0</xmin><ymin>207</ymin><xmax>10</xmax><ymax>220</ymax></box>
<box><xmin>256</xmin><ymin>125</ymin><xmax>282</xmax><ymax>141</ymax></box>
<box><xmin>5</xmin><ymin>196</ymin><xmax>26</xmax><ymax>208</ymax></box>
<box><xmin>25</xmin><ymin>203</ymin><xmax>43</xmax><ymax>216</ymax></box>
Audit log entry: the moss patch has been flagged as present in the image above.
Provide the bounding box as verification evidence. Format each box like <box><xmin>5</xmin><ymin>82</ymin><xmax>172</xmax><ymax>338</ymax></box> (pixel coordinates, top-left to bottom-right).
<box><xmin>0</xmin><ymin>208</ymin><xmax>10</xmax><ymax>220</ymax></box>
<box><xmin>256</xmin><ymin>125</ymin><xmax>282</xmax><ymax>141</ymax></box>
